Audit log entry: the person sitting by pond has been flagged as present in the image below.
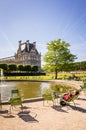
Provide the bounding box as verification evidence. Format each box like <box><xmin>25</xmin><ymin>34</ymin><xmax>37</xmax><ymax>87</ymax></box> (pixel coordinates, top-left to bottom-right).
<box><xmin>63</xmin><ymin>90</ymin><xmax>80</xmax><ymax>101</ymax></box>
<box><xmin>60</xmin><ymin>90</ymin><xmax>80</xmax><ymax>106</ymax></box>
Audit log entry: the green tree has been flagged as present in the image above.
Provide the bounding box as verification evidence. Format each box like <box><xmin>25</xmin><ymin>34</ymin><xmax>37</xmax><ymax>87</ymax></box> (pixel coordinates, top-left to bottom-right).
<box><xmin>24</xmin><ymin>65</ymin><xmax>31</xmax><ymax>72</ymax></box>
<box><xmin>80</xmin><ymin>61</ymin><xmax>86</xmax><ymax>71</ymax></box>
<box><xmin>74</xmin><ymin>61</ymin><xmax>86</xmax><ymax>71</ymax></box>
<box><xmin>0</xmin><ymin>64</ymin><xmax>8</xmax><ymax>71</ymax></box>
<box><xmin>8</xmin><ymin>64</ymin><xmax>17</xmax><ymax>71</ymax></box>
<box><xmin>31</xmin><ymin>65</ymin><xmax>38</xmax><ymax>72</ymax></box>
<box><xmin>63</xmin><ymin>63</ymin><xmax>76</xmax><ymax>72</ymax></box>
<box><xmin>18</xmin><ymin>65</ymin><xmax>24</xmax><ymax>71</ymax></box>
<box><xmin>43</xmin><ymin>39</ymin><xmax>77</xmax><ymax>79</ymax></box>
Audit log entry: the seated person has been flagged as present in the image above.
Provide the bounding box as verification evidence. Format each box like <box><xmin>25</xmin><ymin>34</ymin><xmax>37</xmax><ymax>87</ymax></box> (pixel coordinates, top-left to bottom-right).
<box><xmin>63</xmin><ymin>90</ymin><xmax>80</xmax><ymax>101</ymax></box>
<box><xmin>60</xmin><ymin>90</ymin><xmax>80</xmax><ymax>106</ymax></box>
<box><xmin>63</xmin><ymin>93</ymin><xmax>73</xmax><ymax>101</ymax></box>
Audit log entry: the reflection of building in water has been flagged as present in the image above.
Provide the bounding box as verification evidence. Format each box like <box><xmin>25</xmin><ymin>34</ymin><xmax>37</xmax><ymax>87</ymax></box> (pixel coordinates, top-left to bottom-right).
<box><xmin>0</xmin><ymin>40</ymin><xmax>41</xmax><ymax>71</ymax></box>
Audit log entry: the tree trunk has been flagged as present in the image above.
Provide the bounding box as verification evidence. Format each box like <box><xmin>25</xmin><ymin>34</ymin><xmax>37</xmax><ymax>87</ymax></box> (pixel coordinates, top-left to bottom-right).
<box><xmin>55</xmin><ymin>69</ymin><xmax>58</xmax><ymax>79</ymax></box>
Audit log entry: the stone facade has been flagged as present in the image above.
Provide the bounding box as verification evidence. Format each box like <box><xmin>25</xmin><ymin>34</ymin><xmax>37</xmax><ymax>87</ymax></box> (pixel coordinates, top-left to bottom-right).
<box><xmin>0</xmin><ymin>40</ymin><xmax>41</xmax><ymax>71</ymax></box>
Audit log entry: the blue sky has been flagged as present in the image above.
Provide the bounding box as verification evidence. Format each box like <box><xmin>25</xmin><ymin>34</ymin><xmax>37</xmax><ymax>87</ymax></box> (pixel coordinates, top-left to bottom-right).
<box><xmin>0</xmin><ymin>0</ymin><xmax>86</xmax><ymax>65</ymax></box>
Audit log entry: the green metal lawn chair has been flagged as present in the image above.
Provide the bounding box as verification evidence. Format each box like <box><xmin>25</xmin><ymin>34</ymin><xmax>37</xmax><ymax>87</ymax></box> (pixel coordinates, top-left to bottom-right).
<box><xmin>42</xmin><ymin>87</ymin><xmax>64</xmax><ymax>106</ymax></box>
<box><xmin>60</xmin><ymin>91</ymin><xmax>79</xmax><ymax>109</ymax></box>
<box><xmin>42</xmin><ymin>93</ymin><xmax>54</xmax><ymax>106</ymax></box>
<box><xmin>60</xmin><ymin>86</ymin><xmax>86</xmax><ymax>109</ymax></box>
<box><xmin>42</xmin><ymin>88</ymin><xmax>58</xmax><ymax>106</ymax></box>
<box><xmin>9</xmin><ymin>89</ymin><xmax>23</xmax><ymax>113</ymax></box>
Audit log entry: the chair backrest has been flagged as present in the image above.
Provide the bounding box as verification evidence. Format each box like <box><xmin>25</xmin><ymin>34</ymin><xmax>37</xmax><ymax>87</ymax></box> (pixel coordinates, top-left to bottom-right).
<box><xmin>42</xmin><ymin>93</ymin><xmax>52</xmax><ymax>100</ymax></box>
<box><xmin>58</xmin><ymin>87</ymin><xmax>65</xmax><ymax>94</ymax></box>
<box><xmin>67</xmin><ymin>94</ymin><xmax>78</xmax><ymax>102</ymax></box>
<box><xmin>11</xmin><ymin>89</ymin><xmax>20</xmax><ymax>98</ymax></box>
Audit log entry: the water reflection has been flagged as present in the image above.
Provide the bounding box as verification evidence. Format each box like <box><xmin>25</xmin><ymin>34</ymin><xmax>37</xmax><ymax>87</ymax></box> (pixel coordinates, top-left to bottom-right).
<box><xmin>17</xmin><ymin>82</ymin><xmax>51</xmax><ymax>99</ymax></box>
<box><xmin>0</xmin><ymin>82</ymin><xmax>17</xmax><ymax>102</ymax></box>
<box><xmin>0</xmin><ymin>81</ymin><xmax>51</xmax><ymax>102</ymax></box>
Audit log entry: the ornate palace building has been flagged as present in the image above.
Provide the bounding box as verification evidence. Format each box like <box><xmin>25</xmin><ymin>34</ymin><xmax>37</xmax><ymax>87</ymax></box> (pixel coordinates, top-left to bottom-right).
<box><xmin>0</xmin><ymin>40</ymin><xmax>41</xmax><ymax>71</ymax></box>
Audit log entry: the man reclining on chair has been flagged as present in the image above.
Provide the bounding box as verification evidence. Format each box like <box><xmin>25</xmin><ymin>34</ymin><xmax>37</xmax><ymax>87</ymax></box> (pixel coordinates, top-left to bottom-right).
<box><xmin>60</xmin><ymin>90</ymin><xmax>80</xmax><ymax>107</ymax></box>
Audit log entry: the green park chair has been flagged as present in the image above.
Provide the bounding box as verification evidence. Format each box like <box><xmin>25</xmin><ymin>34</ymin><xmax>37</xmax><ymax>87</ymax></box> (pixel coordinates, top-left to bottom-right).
<box><xmin>9</xmin><ymin>89</ymin><xmax>23</xmax><ymax>113</ymax></box>
<box><xmin>42</xmin><ymin>93</ymin><xmax>53</xmax><ymax>106</ymax></box>
<box><xmin>42</xmin><ymin>88</ymin><xmax>55</xmax><ymax>106</ymax></box>
<box><xmin>60</xmin><ymin>92</ymin><xmax>79</xmax><ymax>110</ymax></box>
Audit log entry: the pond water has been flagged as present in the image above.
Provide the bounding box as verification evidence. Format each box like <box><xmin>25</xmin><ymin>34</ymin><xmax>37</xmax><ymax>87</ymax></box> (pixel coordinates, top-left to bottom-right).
<box><xmin>0</xmin><ymin>81</ymin><xmax>51</xmax><ymax>102</ymax></box>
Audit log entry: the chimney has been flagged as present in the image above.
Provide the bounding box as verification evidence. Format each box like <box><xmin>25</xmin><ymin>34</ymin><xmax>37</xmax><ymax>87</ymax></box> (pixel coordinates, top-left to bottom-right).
<box><xmin>18</xmin><ymin>40</ymin><xmax>22</xmax><ymax>50</ymax></box>
<box><xmin>26</xmin><ymin>40</ymin><xmax>29</xmax><ymax>43</ymax></box>
<box><xmin>33</xmin><ymin>41</ymin><xmax>36</xmax><ymax>48</ymax></box>
<box><xmin>19</xmin><ymin>40</ymin><xmax>22</xmax><ymax>44</ymax></box>
<box><xmin>26</xmin><ymin>40</ymin><xmax>29</xmax><ymax>51</ymax></box>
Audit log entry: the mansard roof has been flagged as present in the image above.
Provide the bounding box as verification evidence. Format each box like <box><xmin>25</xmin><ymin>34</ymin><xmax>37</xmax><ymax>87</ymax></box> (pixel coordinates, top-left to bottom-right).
<box><xmin>21</xmin><ymin>42</ymin><xmax>39</xmax><ymax>54</ymax></box>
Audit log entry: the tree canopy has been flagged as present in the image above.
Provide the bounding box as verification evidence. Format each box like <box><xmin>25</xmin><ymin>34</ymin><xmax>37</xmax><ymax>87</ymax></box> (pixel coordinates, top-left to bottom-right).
<box><xmin>43</xmin><ymin>39</ymin><xmax>77</xmax><ymax>79</ymax></box>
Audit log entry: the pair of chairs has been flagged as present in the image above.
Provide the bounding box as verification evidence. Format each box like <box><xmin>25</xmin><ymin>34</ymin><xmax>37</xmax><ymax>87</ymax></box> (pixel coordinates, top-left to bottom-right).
<box><xmin>42</xmin><ymin>88</ymin><xmax>79</xmax><ymax>109</ymax></box>
<box><xmin>42</xmin><ymin>87</ymin><xmax>67</xmax><ymax>106</ymax></box>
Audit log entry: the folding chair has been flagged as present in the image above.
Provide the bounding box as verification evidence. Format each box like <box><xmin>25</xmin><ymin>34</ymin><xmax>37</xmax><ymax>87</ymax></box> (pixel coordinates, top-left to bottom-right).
<box><xmin>60</xmin><ymin>92</ymin><xmax>79</xmax><ymax>110</ymax></box>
